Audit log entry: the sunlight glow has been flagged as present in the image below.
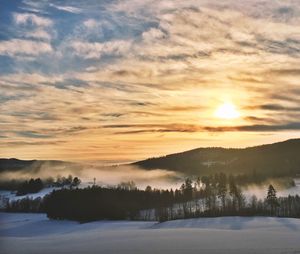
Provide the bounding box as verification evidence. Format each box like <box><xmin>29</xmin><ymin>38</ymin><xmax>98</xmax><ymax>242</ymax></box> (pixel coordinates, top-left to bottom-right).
<box><xmin>215</xmin><ymin>102</ymin><xmax>240</xmax><ymax>119</ymax></box>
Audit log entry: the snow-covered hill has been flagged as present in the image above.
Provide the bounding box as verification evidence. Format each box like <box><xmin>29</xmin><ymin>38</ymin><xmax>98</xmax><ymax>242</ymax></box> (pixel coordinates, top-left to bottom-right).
<box><xmin>1</xmin><ymin>213</ymin><xmax>299</xmax><ymax>254</ymax></box>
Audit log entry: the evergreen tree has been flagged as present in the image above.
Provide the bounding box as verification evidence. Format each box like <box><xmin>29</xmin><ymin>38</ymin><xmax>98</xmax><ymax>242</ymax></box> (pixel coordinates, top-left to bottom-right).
<box><xmin>71</xmin><ymin>177</ymin><xmax>81</xmax><ymax>187</ymax></box>
<box><xmin>267</xmin><ymin>184</ymin><xmax>279</xmax><ymax>215</ymax></box>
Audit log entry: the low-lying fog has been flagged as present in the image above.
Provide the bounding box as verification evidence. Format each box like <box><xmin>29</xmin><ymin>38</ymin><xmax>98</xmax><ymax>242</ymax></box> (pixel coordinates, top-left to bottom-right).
<box><xmin>243</xmin><ymin>178</ymin><xmax>300</xmax><ymax>200</ymax></box>
<box><xmin>1</xmin><ymin>160</ymin><xmax>299</xmax><ymax>199</ymax></box>
<box><xmin>0</xmin><ymin>161</ymin><xmax>184</xmax><ymax>190</ymax></box>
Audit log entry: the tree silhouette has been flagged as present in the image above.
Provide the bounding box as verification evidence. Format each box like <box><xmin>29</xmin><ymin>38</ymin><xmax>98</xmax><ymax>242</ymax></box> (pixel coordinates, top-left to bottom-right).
<box><xmin>267</xmin><ymin>184</ymin><xmax>279</xmax><ymax>215</ymax></box>
<box><xmin>72</xmin><ymin>177</ymin><xmax>81</xmax><ymax>187</ymax></box>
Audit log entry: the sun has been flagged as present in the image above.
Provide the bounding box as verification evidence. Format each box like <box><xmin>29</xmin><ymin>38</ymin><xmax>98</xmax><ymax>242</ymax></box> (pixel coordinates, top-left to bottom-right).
<box><xmin>215</xmin><ymin>102</ymin><xmax>240</xmax><ymax>119</ymax></box>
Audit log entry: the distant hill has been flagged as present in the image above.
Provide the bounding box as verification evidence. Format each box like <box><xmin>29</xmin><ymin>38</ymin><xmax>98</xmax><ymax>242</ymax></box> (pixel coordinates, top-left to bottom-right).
<box><xmin>134</xmin><ymin>139</ymin><xmax>300</xmax><ymax>177</ymax></box>
<box><xmin>0</xmin><ymin>158</ymin><xmax>70</xmax><ymax>173</ymax></box>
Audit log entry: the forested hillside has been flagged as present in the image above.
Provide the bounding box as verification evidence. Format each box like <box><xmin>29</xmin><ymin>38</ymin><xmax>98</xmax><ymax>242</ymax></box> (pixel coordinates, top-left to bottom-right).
<box><xmin>0</xmin><ymin>158</ymin><xmax>72</xmax><ymax>173</ymax></box>
<box><xmin>135</xmin><ymin>139</ymin><xmax>300</xmax><ymax>177</ymax></box>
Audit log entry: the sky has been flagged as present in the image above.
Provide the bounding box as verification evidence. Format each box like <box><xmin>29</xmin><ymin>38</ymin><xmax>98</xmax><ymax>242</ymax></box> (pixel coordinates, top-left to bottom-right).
<box><xmin>0</xmin><ymin>0</ymin><xmax>300</xmax><ymax>161</ymax></box>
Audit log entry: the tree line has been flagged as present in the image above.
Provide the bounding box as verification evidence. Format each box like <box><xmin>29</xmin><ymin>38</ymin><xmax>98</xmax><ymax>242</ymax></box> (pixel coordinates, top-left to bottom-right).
<box><xmin>0</xmin><ymin>175</ymin><xmax>81</xmax><ymax>196</ymax></box>
<box><xmin>4</xmin><ymin>173</ymin><xmax>300</xmax><ymax>222</ymax></box>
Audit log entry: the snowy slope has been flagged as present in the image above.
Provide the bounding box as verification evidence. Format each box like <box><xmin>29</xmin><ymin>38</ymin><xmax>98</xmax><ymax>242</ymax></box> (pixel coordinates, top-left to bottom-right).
<box><xmin>0</xmin><ymin>187</ymin><xmax>61</xmax><ymax>209</ymax></box>
<box><xmin>1</xmin><ymin>213</ymin><xmax>300</xmax><ymax>254</ymax></box>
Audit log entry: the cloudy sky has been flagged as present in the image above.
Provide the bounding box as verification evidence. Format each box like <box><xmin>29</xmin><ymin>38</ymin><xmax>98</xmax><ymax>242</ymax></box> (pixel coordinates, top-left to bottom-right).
<box><xmin>1</xmin><ymin>0</ymin><xmax>300</xmax><ymax>161</ymax></box>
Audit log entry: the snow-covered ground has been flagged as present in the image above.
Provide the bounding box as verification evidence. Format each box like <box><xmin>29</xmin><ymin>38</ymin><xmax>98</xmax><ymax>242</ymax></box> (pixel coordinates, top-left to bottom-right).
<box><xmin>0</xmin><ymin>187</ymin><xmax>58</xmax><ymax>201</ymax></box>
<box><xmin>0</xmin><ymin>187</ymin><xmax>62</xmax><ymax>209</ymax></box>
<box><xmin>1</xmin><ymin>213</ymin><xmax>300</xmax><ymax>254</ymax></box>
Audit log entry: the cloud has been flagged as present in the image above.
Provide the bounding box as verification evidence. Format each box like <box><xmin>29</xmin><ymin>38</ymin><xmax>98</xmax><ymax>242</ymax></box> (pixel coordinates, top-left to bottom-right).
<box><xmin>142</xmin><ymin>28</ymin><xmax>166</xmax><ymax>41</ymax></box>
<box><xmin>13</xmin><ymin>13</ymin><xmax>53</xmax><ymax>27</ymax></box>
<box><xmin>162</xmin><ymin>105</ymin><xmax>203</xmax><ymax>112</ymax></box>
<box><xmin>246</xmin><ymin>104</ymin><xmax>300</xmax><ymax>112</ymax></box>
<box><xmin>70</xmin><ymin>40</ymin><xmax>132</xmax><ymax>59</ymax></box>
<box><xmin>104</xmin><ymin>122</ymin><xmax>300</xmax><ymax>134</ymax></box>
<box><xmin>0</xmin><ymin>39</ymin><xmax>52</xmax><ymax>57</ymax></box>
<box><xmin>0</xmin><ymin>141</ymin><xmax>66</xmax><ymax>147</ymax></box>
<box><xmin>12</xmin><ymin>12</ymin><xmax>54</xmax><ymax>42</ymax></box>
<box><xmin>49</xmin><ymin>3</ymin><xmax>82</xmax><ymax>14</ymax></box>
<box><xmin>15</xmin><ymin>131</ymin><xmax>54</xmax><ymax>139</ymax></box>
<box><xmin>268</xmin><ymin>68</ymin><xmax>300</xmax><ymax>76</ymax></box>
<box><xmin>26</xmin><ymin>29</ymin><xmax>52</xmax><ymax>41</ymax></box>
<box><xmin>83</xmin><ymin>19</ymin><xmax>98</xmax><ymax>29</ymax></box>
<box><xmin>243</xmin><ymin>116</ymin><xmax>276</xmax><ymax>124</ymax></box>
<box><xmin>238</xmin><ymin>123</ymin><xmax>300</xmax><ymax>132</ymax></box>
